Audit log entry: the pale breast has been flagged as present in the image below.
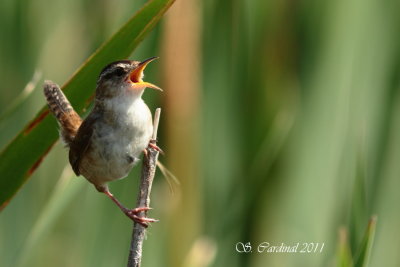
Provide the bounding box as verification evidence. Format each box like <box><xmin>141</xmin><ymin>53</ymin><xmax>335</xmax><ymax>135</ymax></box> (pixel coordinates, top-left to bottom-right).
<box><xmin>81</xmin><ymin>97</ymin><xmax>153</xmax><ymax>185</ymax></box>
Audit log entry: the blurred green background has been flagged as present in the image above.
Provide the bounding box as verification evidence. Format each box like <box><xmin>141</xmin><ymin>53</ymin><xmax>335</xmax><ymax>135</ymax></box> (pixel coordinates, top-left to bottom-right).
<box><xmin>1</xmin><ymin>0</ymin><xmax>400</xmax><ymax>266</ymax></box>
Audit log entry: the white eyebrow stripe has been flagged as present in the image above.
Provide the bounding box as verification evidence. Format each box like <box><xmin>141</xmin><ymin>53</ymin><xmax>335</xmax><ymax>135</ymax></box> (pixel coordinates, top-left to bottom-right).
<box><xmin>98</xmin><ymin>63</ymin><xmax>130</xmax><ymax>81</ymax></box>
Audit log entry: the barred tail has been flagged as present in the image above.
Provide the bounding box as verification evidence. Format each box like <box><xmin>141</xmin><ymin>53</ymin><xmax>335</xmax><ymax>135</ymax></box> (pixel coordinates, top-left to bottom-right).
<box><xmin>43</xmin><ymin>80</ymin><xmax>82</xmax><ymax>146</ymax></box>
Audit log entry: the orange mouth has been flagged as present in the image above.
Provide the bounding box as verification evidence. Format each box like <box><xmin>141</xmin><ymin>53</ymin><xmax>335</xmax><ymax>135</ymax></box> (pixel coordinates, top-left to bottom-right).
<box><xmin>129</xmin><ymin>57</ymin><xmax>162</xmax><ymax>91</ymax></box>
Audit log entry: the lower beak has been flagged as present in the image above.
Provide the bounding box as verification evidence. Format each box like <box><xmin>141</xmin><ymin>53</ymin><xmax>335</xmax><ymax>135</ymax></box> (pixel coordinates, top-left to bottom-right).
<box><xmin>129</xmin><ymin>57</ymin><xmax>162</xmax><ymax>91</ymax></box>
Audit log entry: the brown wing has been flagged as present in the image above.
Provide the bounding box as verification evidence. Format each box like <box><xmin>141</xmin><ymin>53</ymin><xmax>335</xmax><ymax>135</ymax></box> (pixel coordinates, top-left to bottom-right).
<box><xmin>69</xmin><ymin>113</ymin><xmax>98</xmax><ymax>176</ymax></box>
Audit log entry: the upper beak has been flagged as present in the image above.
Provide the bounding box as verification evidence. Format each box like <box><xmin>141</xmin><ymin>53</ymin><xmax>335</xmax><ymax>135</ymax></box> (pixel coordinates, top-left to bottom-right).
<box><xmin>129</xmin><ymin>57</ymin><xmax>162</xmax><ymax>91</ymax></box>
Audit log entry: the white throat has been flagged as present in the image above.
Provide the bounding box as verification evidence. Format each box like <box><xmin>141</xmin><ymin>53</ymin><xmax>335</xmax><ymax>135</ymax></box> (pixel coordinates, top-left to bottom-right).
<box><xmin>101</xmin><ymin>84</ymin><xmax>145</xmax><ymax>115</ymax></box>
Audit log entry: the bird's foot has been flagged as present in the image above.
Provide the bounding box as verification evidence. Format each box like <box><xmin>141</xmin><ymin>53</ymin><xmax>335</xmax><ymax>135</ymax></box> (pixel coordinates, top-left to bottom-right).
<box><xmin>123</xmin><ymin>207</ymin><xmax>158</xmax><ymax>228</ymax></box>
<box><xmin>148</xmin><ymin>140</ymin><xmax>164</xmax><ymax>155</ymax></box>
<box><xmin>102</xmin><ymin>189</ymin><xmax>158</xmax><ymax>227</ymax></box>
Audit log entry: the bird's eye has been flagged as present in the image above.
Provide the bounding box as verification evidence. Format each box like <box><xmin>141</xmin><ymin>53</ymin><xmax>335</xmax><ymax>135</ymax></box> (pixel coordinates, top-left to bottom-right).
<box><xmin>113</xmin><ymin>67</ymin><xmax>126</xmax><ymax>77</ymax></box>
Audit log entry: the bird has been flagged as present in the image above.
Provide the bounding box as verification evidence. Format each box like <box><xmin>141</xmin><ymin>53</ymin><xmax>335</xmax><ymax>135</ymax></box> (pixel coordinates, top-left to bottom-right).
<box><xmin>43</xmin><ymin>57</ymin><xmax>162</xmax><ymax>227</ymax></box>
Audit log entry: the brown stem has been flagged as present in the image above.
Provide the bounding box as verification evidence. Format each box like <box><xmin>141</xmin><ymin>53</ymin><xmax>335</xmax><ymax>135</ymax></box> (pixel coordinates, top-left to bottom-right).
<box><xmin>127</xmin><ymin>108</ymin><xmax>161</xmax><ymax>267</ymax></box>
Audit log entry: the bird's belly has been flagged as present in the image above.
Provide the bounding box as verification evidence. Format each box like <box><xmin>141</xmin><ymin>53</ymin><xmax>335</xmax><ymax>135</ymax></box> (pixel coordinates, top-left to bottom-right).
<box><xmin>81</xmin><ymin>122</ymin><xmax>152</xmax><ymax>184</ymax></box>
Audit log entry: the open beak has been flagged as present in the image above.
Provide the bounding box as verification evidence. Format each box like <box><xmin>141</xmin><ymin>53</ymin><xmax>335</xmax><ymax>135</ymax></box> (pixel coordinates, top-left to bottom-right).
<box><xmin>129</xmin><ymin>57</ymin><xmax>162</xmax><ymax>91</ymax></box>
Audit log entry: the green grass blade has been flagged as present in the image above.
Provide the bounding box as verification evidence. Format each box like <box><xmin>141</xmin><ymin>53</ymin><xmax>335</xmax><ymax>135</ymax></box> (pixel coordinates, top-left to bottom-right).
<box><xmin>354</xmin><ymin>216</ymin><xmax>378</xmax><ymax>267</ymax></box>
<box><xmin>15</xmin><ymin>166</ymin><xmax>84</xmax><ymax>267</ymax></box>
<box><xmin>0</xmin><ymin>0</ymin><xmax>175</xmax><ymax>209</ymax></box>
<box><xmin>336</xmin><ymin>227</ymin><xmax>354</xmax><ymax>267</ymax></box>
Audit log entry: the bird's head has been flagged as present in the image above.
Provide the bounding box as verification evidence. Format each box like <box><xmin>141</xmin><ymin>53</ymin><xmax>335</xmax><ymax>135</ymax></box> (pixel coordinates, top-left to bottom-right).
<box><xmin>96</xmin><ymin>57</ymin><xmax>161</xmax><ymax>99</ymax></box>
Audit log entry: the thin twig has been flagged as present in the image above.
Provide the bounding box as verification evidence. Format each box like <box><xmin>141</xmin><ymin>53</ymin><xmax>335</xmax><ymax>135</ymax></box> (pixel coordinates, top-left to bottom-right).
<box><xmin>127</xmin><ymin>108</ymin><xmax>161</xmax><ymax>267</ymax></box>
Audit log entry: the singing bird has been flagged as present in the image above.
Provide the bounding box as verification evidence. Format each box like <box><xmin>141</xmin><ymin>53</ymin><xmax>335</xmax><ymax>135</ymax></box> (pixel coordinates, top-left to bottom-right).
<box><xmin>43</xmin><ymin>57</ymin><xmax>162</xmax><ymax>226</ymax></box>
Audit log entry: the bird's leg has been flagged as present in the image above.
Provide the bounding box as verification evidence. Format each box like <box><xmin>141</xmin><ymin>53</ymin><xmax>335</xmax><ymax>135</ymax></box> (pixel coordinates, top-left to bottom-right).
<box><xmin>102</xmin><ymin>189</ymin><xmax>158</xmax><ymax>227</ymax></box>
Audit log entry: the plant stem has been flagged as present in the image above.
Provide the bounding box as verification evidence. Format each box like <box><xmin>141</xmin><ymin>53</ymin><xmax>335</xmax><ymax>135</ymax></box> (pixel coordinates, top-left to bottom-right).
<box><xmin>127</xmin><ymin>108</ymin><xmax>161</xmax><ymax>267</ymax></box>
